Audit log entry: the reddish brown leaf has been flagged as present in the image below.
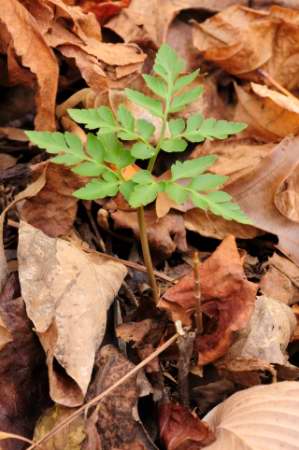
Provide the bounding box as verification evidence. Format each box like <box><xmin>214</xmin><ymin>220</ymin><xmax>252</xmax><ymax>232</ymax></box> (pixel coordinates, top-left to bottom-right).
<box><xmin>81</xmin><ymin>0</ymin><xmax>131</xmax><ymax>23</ymax></box>
<box><xmin>159</xmin><ymin>402</ymin><xmax>215</xmax><ymax>450</ymax></box>
<box><xmin>159</xmin><ymin>236</ymin><xmax>257</xmax><ymax>365</ymax></box>
<box><xmin>21</xmin><ymin>163</ymin><xmax>83</xmax><ymax>237</ymax></box>
<box><xmin>0</xmin><ymin>0</ymin><xmax>59</xmax><ymax>130</ymax></box>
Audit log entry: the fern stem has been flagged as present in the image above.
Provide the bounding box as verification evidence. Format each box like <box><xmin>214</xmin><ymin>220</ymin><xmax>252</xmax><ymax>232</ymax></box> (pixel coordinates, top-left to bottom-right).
<box><xmin>137</xmin><ymin>206</ymin><xmax>160</xmax><ymax>304</ymax></box>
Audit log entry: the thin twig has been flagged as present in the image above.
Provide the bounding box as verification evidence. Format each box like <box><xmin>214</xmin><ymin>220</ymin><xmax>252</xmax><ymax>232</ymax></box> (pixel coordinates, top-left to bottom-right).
<box><xmin>256</xmin><ymin>69</ymin><xmax>297</xmax><ymax>99</ymax></box>
<box><xmin>177</xmin><ymin>332</ymin><xmax>195</xmax><ymax>407</ymax></box>
<box><xmin>26</xmin><ymin>333</ymin><xmax>179</xmax><ymax>450</ymax></box>
<box><xmin>193</xmin><ymin>251</ymin><xmax>203</xmax><ymax>334</ymax></box>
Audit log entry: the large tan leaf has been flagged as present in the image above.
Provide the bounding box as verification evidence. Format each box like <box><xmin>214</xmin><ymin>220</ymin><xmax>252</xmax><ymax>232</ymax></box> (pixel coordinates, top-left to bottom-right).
<box><xmin>203</xmin><ymin>381</ymin><xmax>299</xmax><ymax>450</ymax></box>
<box><xmin>0</xmin><ymin>0</ymin><xmax>59</xmax><ymax>130</ymax></box>
<box><xmin>18</xmin><ymin>222</ymin><xmax>127</xmax><ymax>406</ymax></box>
<box><xmin>227</xmin><ymin>136</ymin><xmax>299</xmax><ymax>265</ymax></box>
<box><xmin>106</xmin><ymin>0</ymin><xmax>248</xmax><ymax>46</ymax></box>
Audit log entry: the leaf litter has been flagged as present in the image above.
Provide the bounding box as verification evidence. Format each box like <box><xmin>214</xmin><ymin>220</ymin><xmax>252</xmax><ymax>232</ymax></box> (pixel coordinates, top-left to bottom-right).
<box><xmin>2</xmin><ymin>1</ymin><xmax>299</xmax><ymax>449</ymax></box>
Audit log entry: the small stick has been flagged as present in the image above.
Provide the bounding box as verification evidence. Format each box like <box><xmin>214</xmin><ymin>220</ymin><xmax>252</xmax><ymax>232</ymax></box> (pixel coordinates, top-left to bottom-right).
<box><xmin>26</xmin><ymin>333</ymin><xmax>179</xmax><ymax>450</ymax></box>
<box><xmin>177</xmin><ymin>332</ymin><xmax>195</xmax><ymax>407</ymax></box>
<box><xmin>193</xmin><ymin>251</ymin><xmax>203</xmax><ymax>334</ymax></box>
<box><xmin>256</xmin><ymin>69</ymin><xmax>297</xmax><ymax>100</ymax></box>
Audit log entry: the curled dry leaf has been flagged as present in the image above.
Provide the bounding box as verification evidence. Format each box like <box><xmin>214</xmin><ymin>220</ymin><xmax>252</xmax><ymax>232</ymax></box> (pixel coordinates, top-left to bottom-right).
<box><xmin>260</xmin><ymin>253</ymin><xmax>299</xmax><ymax>305</ymax></box>
<box><xmin>106</xmin><ymin>0</ymin><xmax>248</xmax><ymax>46</ymax></box>
<box><xmin>235</xmin><ymin>83</ymin><xmax>299</xmax><ymax>141</ymax></box>
<box><xmin>227</xmin><ymin>136</ymin><xmax>299</xmax><ymax>265</ymax></box>
<box><xmin>159</xmin><ymin>402</ymin><xmax>215</xmax><ymax>450</ymax></box>
<box><xmin>33</xmin><ymin>405</ymin><xmax>85</xmax><ymax>450</ymax></box>
<box><xmin>159</xmin><ymin>236</ymin><xmax>257</xmax><ymax>365</ymax></box>
<box><xmin>193</xmin><ymin>5</ymin><xmax>299</xmax><ymax>90</ymax></box>
<box><xmin>110</xmin><ymin>209</ymin><xmax>187</xmax><ymax>259</ymax></box>
<box><xmin>83</xmin><ymin>344</ymin><xmax>156</xmax><ymax>450</ymax></box>
<box><xmin>225</xmin><ymin>295</ymin><xmax>296</xmax><ymax>365</ymax></box>
<box><xmin>18</xmin><ymin>221</ymin><xmax>127</xmax><ymax>406</ymax></box>
<box><xmin>274</xmin><ymin>163</ymin><xmax>299</xmax><ymax>222</ymax></box>
<box><xmin>21</xmin><ymin>163</ymin><xmax>83</xmax><ymax>237</ymax></box>
<box><xmin>0</xmin><ymin>274</ymin><xmax>47</xmax><ymax>450</ymax></box>
<box><xmin>216</xmin><ymin>357</ymin><xmax>277</xmax><ymax>387</ymax></box>
<box><xmin>0</xmin><ymin>0</ymin><xmax>58</xmax><ymax>130</ymax></box>
<box><xmin>203</xmin><ymin>381</ymin><xmax>299</xmax><ymax>450</ymax></box>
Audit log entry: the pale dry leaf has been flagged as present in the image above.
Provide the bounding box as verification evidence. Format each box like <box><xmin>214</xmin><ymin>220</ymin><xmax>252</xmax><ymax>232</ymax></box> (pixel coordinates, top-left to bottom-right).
<box><xmin>18</xmin><ymin>222</ymin><xmax>127</xmax><ymax>406</ymax></box>
<box><xmin>234</xmin><ymin>83</ymin><xmax>299</xmax><ymax>141</ymax></box>
<box><xmin>33</xmin><ymin>405</ymin><xmax>85</xmax><ymax>450</ymax></box>
<box><xmin>203</xmin><ymin>381</ymin><xmax>299</xmax><ymax>450</ymax></box>
<box><xmin>260</xmin><ymin>253</ymin><xmax>299</xmax><ymax>305</ymax></box>
<box><xmin>227</xmin><ymin>136</ymin><xmax>299</xmax><ymax>265</ymax></box>
<box><xmin>274</xmin><ymin>163</ymin><xmax>299</xmax><ymax>223</ymax></box>
<box><xmin>226</xmin><ymin>295</ymin><xmax>296</xmax><ymax>365</ymax></box>
<box><xmin>0</xmin><ymin>0</ymin><xmax>59</xmax><ymax>130</ymax></box>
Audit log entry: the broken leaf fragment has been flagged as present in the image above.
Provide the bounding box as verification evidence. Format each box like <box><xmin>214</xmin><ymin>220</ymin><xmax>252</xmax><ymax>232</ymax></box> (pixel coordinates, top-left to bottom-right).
<box><xmin>18</xmin><ymin>222</ymin><xmax>127</xmax><ymax>406</ymax></box>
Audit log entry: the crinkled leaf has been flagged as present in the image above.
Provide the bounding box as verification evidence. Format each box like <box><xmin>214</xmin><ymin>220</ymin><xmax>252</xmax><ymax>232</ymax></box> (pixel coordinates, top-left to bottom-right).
<box><xmin>125</xmin><ymin>89</ymin><xmax>163</xmax><ymax>118</ymax></box>
<box><xmin>74</xmin><ymin>179</ymin><xmax>119</xmax><ymax>200</ymax></box>
<box><xmin>170</xmin><ymin>86</ymin><xmax>203</xmax><ymax>113</ymax></box>
<box><xmin>171</xmin><ymin>156</ymin><xmax>217</xmax><ymax>181</ymax></box>
<box><xmin>143</xmin><ymin>74</ymin><xmax>167</xmax><ymax>98</ymax></box>
<box><xmin>160</xmin><ymin>138</ymin><xmax>187</xmax><ymax>152</ymax></box>
<box><xmin>131</xmin><ymin>142</ymin><xmax>155</xmax><ymax>160</ymax></box>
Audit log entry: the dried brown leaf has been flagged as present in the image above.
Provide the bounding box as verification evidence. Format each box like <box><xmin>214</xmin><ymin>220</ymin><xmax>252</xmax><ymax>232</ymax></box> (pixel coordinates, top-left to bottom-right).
<box><xmin>159</xmin><ymin>236</ymin><xmax>257</xmax><ymax>365</ymax></box>
<box><xmin>106</xmin><ymin>0</ymin><xmax>248</xmax><ymax>46</ymax></box>
<box><xmin>18</xmin><ymin>222</ymin><xmax>127</xmax><ymax>406</ymax></box>
<box><xmin>0</xmin><ymin>0</ymin><xmax>59</xmax><ymax>130</ymax></box>
<box><xmin>225</xmin><ymin>295</ymin><xmax>296</xmax><ymax>365</ymax></box>
<box><xmin>111</xmin><ymin>209</ymin><xmax>187</xmax><ymax>259</ymax></box>
<box><xmin>159</xmin><ymin>402</ymin><xmax>215</xmax><ymax>450</ymax></box>
<box><xmin>227</xmin><ymin>136</ymin><xmax>299</xmax><ymax>265</ymax></box>
<box><xmin>260</xmin><ymin>253</ymin><xmax>299</xmax><ymax>305</ymax></box>
<box><xmin>21</xmin><ymin>163</ymin><xmax>83</xmax><ymax>237</ymax></box>
<box><xmin>274</xmin><ymin>163</ymin><xmax>299</xmax><ymax>222</ymax></box>
<box><xmin>216</xmin><ymin>357</ymin><xmax>277</xmax><ymax>387</ymax></box>
<box><xmin>84</xmin><ymin>345</ymin><xmax>156</xmax><ymax>450</ymax></box>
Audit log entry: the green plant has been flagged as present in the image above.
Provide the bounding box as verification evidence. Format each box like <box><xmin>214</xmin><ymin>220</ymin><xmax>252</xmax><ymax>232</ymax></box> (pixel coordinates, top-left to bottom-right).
<box><xmin>26</xmin><ymin>44</ymin><xmax>251</xmax><ymax>304</ymax></box>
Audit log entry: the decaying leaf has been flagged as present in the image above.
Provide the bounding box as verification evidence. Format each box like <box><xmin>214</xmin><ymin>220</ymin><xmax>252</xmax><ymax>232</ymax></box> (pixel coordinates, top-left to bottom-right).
<box><xmin>110</xmin><ymin>209</ymin><xmax>187</xmax><ymax>258</ymax></box>
<box><xmin>159</xmin><ymin>402</ymin><xmax>215</xmax><ymax>450</ymax></box>
<box><xmin>18</xmin><ymin>221</ymin><xmax>127</xmax><ymax>406</ymax></box>
<box><xmin>33</xmin><ymin>405</ymin><xmax>85</xmax><ymax>450</ymax></box>
<box><xmin>227</xmin><ymin>136</ymin><xmax>299</xmax><ymax>265</ymax></box>
<box><xmin>225</xmin><ymin>295</ymin><xmax>296</xmax><ymax>365</ymax></box>
<box><xmin>216</xmin><ymin>357</ymin><xmax>277</xmax><ymax>387</ymax></box>
<box><xmin>0</xmin><ymin>274</ymin><xmax>47</xmax><ymax>450</ymax></box>
<box><xmin>106</xmin><ymin>0</ymin><xmax>248</xmax><ymax>46</ymax></box>
<box><xmin>193</xmin><ymin>5</ymin><xmax>299</xmax><ymax>90</ymax></box>
<box><xmin>260</xmin><ymin>253</ymin><xmax>299</xmax><ymax>305</ymax></box>
<box><xmin>21</xmin><ymin>163</ymin><xmax>83</xmax><ymax>237</ymax></box>
<box><xmin>0</xmin><ymin>0</ymin><xmax>59</xmax><ymax>130</ymax></box>
<box><xmin>203</xmin><ymin>381</ymin><xmax>299</xmax><ymax>450</ymax></box>
<box><xmin>159</xmin><ymin>236</ymin><xmax>257</xmax><ymax>365</ymax></box>
<box><xmin>84</xmin><ymin>344</ymin><xmax>156</xmax><ymax>450</ymax></box>
<box><xmin>234</xmin><ymin>83</ymin><xmax>299</xmax><ymax>140</ymax></box>
<box><xmin>274</xmin><ymin>163</ymin><xmax>299</xmax><ymax>222</ymax></box>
